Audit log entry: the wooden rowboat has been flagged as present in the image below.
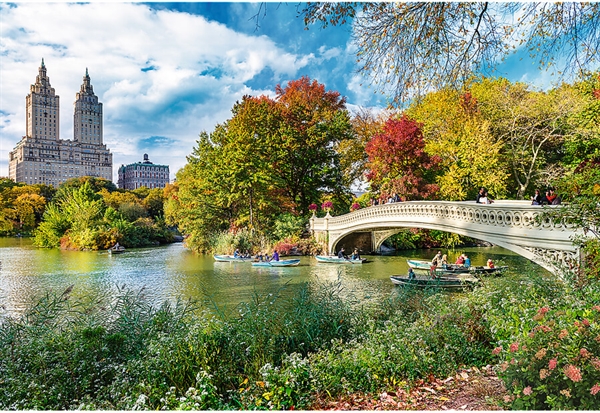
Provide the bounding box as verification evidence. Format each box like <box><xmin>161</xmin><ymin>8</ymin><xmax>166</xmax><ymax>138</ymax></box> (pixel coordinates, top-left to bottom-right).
<box><xmin>390</xmin><ymin>275</ymin><xmax>478</xmax><ymax>291</ymax></box>
<box><xmin>251</xmin><ymin>259</ymin><xmax>301</xmax><ymax>267</ymax></box>
<box><xmin>108</xmin><ymin>246</ymin><xmax>126</xmax><ymax>254</ymax></box>
<box><xmin>407</xmin><ymin>259</ymin><xmax>507</xmax><ymax>275</ymax></box>
<box><xmin>315</xmin><ymin>255</ymin><xmax>366</xmax><ymax>264</ymax></box>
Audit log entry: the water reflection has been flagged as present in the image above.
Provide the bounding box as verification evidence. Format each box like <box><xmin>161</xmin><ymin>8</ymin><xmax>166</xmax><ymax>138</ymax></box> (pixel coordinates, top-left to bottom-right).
<box><xmin>0</xmin><ymin>237</ymin><xmax>547</xmax><ymax>319</ymax></box>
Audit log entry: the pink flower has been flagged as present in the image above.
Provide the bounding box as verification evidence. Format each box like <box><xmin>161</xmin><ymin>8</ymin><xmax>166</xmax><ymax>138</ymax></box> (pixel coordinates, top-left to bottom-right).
<box><xmin>350</xmin><ymin>202</ymin><xmax>360</xmax><ymax>212</ymax></box>
<box><xmin>308</xmin><ymin>203</ymin><xmax>318</xmax><ymax>211</ymax></box>
<box><xmin>592</xmin><ymin>305</ymin><xmax>600</xmax><ymax>312</ymax></box>
<box><xmin>549</xmin><ymin>359</ymin><xmax>557</xmax><ymax>370</ymax></box>
<box><xmin>591</xmin><ymin>358</ymin><xmax>600</xmax><ymax>370</ymax></box>
<box><xmin>559</xmin><ymin>329</ymin><xmax>569</xmax><ymax>339</ymax></box>
<box><xmin>492</xmin><ymin>346</ymin><xmax>502</xmax><ymax>355</ymax></box>
<box><xmin>580</xmin><ymin>348</ymin><xmax>591</xmax><ymax>358</ymax></box>
<box><xmin>538</xmin><ymin>306</ymin><xmax>549</xmax><ymax>315</ymax></box>
<box><xmin>509</xmin><ymin>342</ymin><xmax>519</xmax><ymax>352</ymax></box>
<box><xmin>523</xmin><ymin>386</ymin><xmax>532</xmax><ymax>396</ymax></box>
<box><xmin>539</xmin><ymin>369</ymin><xmax>549</xmax><ymax>380</ymax></box>
<box><xmin>321</xmin><ymin>201</ymin><xmax>333</xmax><ymax>211</ymax></box>
<box><xmin>535</xmin><ymin>348</ymin><xmax>547</xmax><ymax>359</ymax></box>
<box><xmin>583</xmin><ymin>319</ymin><xmax>591</xmax><ymax>327</ymax></box>
<box><xmin>591</xmin><ymin>384</ymin><xmax>600</xmax><ymax>396</ymax></box>
<box><xmin>564</xmin><ymin>364</ymin><xmax>582</xmax><ymax>382</ymax></box>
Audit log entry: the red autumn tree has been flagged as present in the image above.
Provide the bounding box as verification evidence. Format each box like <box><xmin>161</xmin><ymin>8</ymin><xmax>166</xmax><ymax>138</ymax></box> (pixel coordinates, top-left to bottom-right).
<box><xmin>365</xmin><ymin>115</ymin><xmax>441</xmax><ymax>200</ymax></box>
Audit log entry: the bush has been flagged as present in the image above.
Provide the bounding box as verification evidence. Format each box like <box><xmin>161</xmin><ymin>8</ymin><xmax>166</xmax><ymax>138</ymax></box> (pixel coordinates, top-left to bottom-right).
<box><xmin>494</xmin><ymin>304</ymin><xmax>600</xmax><ymax>409</ymax></box>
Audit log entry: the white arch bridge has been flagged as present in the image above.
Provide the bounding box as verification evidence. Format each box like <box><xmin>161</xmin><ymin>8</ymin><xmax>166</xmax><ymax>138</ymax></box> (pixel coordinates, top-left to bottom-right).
<box><xmin>310</xmin><ymin>200</ymin><xmax>583</xmax><ymax>274</ymax></box>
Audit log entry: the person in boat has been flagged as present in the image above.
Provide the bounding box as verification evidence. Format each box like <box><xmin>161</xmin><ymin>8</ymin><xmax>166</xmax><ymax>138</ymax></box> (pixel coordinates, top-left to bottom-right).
<box><xmin>487</xmin><ymin>258</ymin><xmax>495</xmax><ymax>269</ymax></box>
<box><xmin>455</xmin><ymin>254</ymin><xmax>465</xmax><ymax>265</ymax></box>
<box><xmin>351</xmin><ymin>248</ymin><xmax>361</xmax><ymax>260</ymax></box>
<box><xmin>408</xmin><ymin>267</ymin><xmax>416</xmax><ymax>280</ymax></box>
<box><xmin>271</xmin><ymin>250</ymin><xmax>280</xmax><ymax>261</ymax></box>
<box><xmin>337</xmin><ymin>248</ymin><xmax>346</xmax><ymax>259</ymax></box>
<box><xmin>233</xmin><ymin>249</ymin><xmax>240</xmax><ymax>258</ymax></box>
<box><xmin>441</xmin><ymin>254</ymin><xmax>448</xmax><ymax>269</ymax></box>
<box><xmin>432</xmin><ymin>251</ymin><xmax>443</xmax><ymax>266</ymax></box>
<box><xmin>464</xmin><ymin>254</ymin><xmax>471</xmax><ymax>268</ymax></box>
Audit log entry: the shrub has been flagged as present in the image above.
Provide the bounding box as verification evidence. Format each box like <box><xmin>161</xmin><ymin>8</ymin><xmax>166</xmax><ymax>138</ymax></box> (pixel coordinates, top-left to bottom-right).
<box><xmin>494</xmin><ymin>304</ymin><xmax>600</xmax><ymax>409</ymax></box>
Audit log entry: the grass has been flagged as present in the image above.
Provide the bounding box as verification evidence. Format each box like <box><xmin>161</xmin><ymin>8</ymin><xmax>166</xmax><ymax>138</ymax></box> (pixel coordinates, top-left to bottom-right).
<box><xmin>1</xmin><ymin>268</ymin><xmax>597</xmax><ymax>410</ymax></box>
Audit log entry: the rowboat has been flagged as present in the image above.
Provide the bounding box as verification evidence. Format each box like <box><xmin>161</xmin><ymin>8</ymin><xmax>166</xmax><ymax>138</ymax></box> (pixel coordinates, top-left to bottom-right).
<box><xmin>213</xmin><ymin>254</ymin><xmax>253</xmax><ymax>262</ymax></box>
<box><xmin>469</xmin><ymin>265</ymin><xmax>508</xmax><ymax>275</ymax></box>
<box><xmin>407</xmin><ymin>259</ymin><xmax>507</xmax><ymax>275</ymax></box>
<box><xmin>315</xmin><ymin>255</ymin><xmax>367</xmax><ymax>264</ymax></box>
<box><xmin>108</xmin><ymin>246</ymin><xmax>126</xmax><ymax>254</ymax></box>
<box><xmin>390</xmin><ymin>275</ymin><xmax>478</xmax><ymax>291</ymax></box>
<box><xmin>251</xmin><ymin>259</ymin><xmax>301</xmax><ymax>267</ymax></box>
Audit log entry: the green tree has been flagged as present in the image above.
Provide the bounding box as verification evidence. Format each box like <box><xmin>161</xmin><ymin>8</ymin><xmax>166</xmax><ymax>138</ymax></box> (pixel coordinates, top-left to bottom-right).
<box><xmin>406</xmin><ymin>87</ymin><xmax>508</xmax><ymax>200</ymax></box>
<box><xmin>167</xmin><ymin>77</ymin><xmax>353</xmax><ymax>252</ymax></box>
<box><xmin>274</xmin><ymin>76</ymin><xmax>354</xmax><ymax>213</ymax></box>
<box><xmin>472</xmin><ymin>78</ymin><xmax>585</xmax><ymax>198</ymax></box>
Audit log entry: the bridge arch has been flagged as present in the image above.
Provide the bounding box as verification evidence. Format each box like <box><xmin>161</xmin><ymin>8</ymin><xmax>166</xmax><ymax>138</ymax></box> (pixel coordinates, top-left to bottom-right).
<box><xmin>310</xmin><ymin>200</ymin><xmax>582</xmax><ymax>275</ymax></box>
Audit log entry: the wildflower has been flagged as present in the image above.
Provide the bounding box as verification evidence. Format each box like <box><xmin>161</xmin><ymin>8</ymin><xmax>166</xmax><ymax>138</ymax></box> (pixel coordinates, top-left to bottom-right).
<box><xmin>559</xmin><ymin>329</ymin><xmax>569</xmax><ymax>339</ymax></box>
<box><xmin>500</xmin><ymin>362</ymin><xmax>509</xmax><ymax>372</ymax></box>
<box><xmin>503</xmin><ymin>395</ymin><xmax>513</xmax><ymax>403</ymax></box>
<box><xmin>510</xmin><ymin>342</ymin><xmax>519</xmax><ymax>352</ymax></box>
<box><xmin>539</xmin><ymin>369</ymin><xmax>549</xmax><ymax>379</ymax></box>
<box><xmin>549</xmin><ymin>359</ymin><xmax>557</xmax><ymax>370</ymax></box>
<box><xmin>580</xmin><ymin>348</ymin><xmax>591</xmax><ymax>358</ymax></box>
<box><xmin>523</xmin><ymin>386</ymin><xmax>532</xmax><ymax>396</ymax></box>
<box><xmin>492</xmin><ymin>346</ymin><xmax>502</xmax><ymax>355</ymax></box>
<box><xmin>583</xmin><ymin>319</ymin><xmax>590</xmax><ymax>327</ymax></box>
<box><xmin>528</xmin><ymin>331</ymin><xmax>535</xmax><ymax>338</ymax></box>
<box><xmin>534</xmin><ymin>306</ymin><xmax>549</xmax><ymax>321</ymax></box>
<box><xmin>560</xmin><ymin>389</ymin><xmax>571</xmax><ymax>398</ymax></box>
<box><xmin>564</xmin><ymin>364</ymin><xmax>582</xmax><ymax>382</ymax></box>
<box><xmin>591</xmin><ymin>384</ymin><xmax>600</xmax><ymax>396</ymax></box>
<box><xmin>539</xmin><ymin>325</ymin><xmax>551</xmax><ymax>332</ymax></box>
<box><xmin>593</xmin><ymin>305</ymin><xmax>600</xmax><ymax>312</ymax></box>
<box><xmin>535</xmin><ymin>348</ymin><xmax>547</xmax><ymax>360</ymax></box>
<box><xmin>591</xmin><ymin>358</ymin><xmax>600</xmax><ymax>370</ymax></box>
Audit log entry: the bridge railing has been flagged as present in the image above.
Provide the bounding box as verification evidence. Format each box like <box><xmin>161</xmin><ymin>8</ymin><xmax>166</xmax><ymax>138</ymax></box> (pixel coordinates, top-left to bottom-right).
<box><xmin>311</xmin><ymin>200</ymin><xmax>574</xmax><ymax>233</ymax></box>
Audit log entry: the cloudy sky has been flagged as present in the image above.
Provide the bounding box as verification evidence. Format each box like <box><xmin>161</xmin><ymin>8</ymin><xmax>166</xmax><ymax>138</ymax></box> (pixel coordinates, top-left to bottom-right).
<box><xmin>0</xmin><ymin>2</ymin><xmax>554</xmax><ymax>182</ymax></box>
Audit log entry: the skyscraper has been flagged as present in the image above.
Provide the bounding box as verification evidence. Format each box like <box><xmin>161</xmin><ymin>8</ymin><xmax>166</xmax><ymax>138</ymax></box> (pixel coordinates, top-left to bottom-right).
<box><xmin>8</xmin><ymin>60</ymin><xmax>113</xmax><ymax>186</ymax></box>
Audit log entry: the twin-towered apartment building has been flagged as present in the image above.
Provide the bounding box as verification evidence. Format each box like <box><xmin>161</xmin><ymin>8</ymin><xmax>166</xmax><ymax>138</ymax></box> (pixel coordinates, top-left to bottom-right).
<box><xmin>8</xmin><ymin>60</ymin><xmax>169</xmax><ymax>190</ymax></box>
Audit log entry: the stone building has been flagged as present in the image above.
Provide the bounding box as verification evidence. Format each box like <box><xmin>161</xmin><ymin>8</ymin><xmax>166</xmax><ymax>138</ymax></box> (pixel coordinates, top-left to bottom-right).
<box><xmin>118</xmin><ymin>154</ymin><xmax>169</xmax><ymax>190</ymax></box>
<box><xmin>8</xmin><ymin>59</ymin><xmax>113</xmax><ymax>187</ymax></box>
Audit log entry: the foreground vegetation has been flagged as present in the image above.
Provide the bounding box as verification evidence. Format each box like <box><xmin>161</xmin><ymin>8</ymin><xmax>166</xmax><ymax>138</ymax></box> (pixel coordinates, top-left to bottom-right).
<box><xmin>1</xmin><ymin>262</ymin><xmax>599</xmax><ymax>410</ymax></box>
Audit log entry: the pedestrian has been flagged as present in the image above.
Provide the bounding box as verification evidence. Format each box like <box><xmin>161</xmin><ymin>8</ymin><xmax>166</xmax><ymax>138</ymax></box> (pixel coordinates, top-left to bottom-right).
<box><xmin>531</xmin><ymin>189</ymin><xmax>543</xmax><ymax>205</ymax></box>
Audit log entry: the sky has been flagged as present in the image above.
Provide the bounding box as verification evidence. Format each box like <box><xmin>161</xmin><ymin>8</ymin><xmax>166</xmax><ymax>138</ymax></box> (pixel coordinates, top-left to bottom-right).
<box><xmin>0</xmin><ymin>2</ymin><xmax>557</xmax><ymax>182</ymax></box>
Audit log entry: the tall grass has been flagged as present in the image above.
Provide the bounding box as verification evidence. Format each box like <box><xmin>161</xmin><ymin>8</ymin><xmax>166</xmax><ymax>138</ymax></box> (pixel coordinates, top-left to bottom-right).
<box><xmin>2</xmin><ymin>268</ymin><xmax>597</xmax><ymax>410</ymax></box>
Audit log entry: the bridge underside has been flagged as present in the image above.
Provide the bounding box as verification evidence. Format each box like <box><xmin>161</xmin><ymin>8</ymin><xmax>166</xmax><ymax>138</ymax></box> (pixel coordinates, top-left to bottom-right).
<box><xmin>322</xmin><ymin>223</ymin><xmax>579</xmax><ymax>275</ymax></box>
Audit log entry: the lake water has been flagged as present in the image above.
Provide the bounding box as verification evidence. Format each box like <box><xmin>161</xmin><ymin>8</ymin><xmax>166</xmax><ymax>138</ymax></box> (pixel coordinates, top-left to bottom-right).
<box><xmin>0</xmin><ymin>237</ymin><xmax>545</xmax><ymax>319</ymax></box>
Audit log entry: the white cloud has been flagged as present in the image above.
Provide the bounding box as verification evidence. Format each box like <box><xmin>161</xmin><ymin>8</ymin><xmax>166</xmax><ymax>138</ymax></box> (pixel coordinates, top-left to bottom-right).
<box><xmin>0</xmin><ymin>2</ymin><xmax>315</xmax><ymax>180</ymax></box>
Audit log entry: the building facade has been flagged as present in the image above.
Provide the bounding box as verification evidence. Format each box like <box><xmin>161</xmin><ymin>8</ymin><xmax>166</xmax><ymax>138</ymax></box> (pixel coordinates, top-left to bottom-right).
<box><xmin>118</xmin><ymin>154</ymin><xmax>169</xmax><ymax>190</ymax></box>
<box><xmin>8</xmin><ymin>59</ymin><xmax>113</xmax><ymax>187</ymax></box>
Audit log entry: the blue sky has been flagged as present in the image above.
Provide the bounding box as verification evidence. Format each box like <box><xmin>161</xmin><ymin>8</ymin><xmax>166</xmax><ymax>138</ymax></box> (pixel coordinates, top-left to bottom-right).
<box><xmin>0</xmin><ymin>2</ymin><xmax>556</xmax><ymax>181</ymax></box>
